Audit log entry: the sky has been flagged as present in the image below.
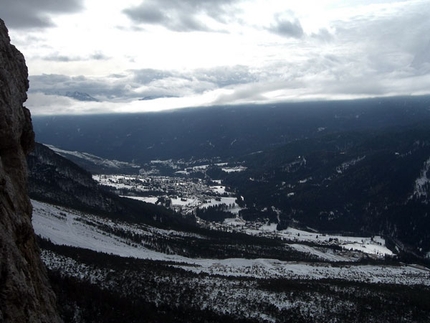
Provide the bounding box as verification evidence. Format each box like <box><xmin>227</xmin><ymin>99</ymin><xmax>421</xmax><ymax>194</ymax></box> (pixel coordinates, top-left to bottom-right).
<box><xmin>1</xmin><ymin>0</ymin><xmax>430</xmax><ymax>115</ymax></box>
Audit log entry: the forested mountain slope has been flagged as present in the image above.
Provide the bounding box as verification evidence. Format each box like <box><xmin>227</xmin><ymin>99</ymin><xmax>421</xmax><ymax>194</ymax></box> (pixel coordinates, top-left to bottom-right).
<box><xmin>27</xmin><ymin>143</ymin><xmax>186</xmax><ymax>227</ymax></box>
<box><xmin>33</xmin><ymin>96</ymin><xmax>430</xmax><ymax>163</ymax></box>
<box><xmin>225</xmin><ymin>124</ymin><xmax>430</xmax><ymax>257</ymax></box>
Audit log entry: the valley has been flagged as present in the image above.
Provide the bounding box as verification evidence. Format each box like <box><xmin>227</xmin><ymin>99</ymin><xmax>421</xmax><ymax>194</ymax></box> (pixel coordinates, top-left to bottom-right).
<box><xmin>92</xmin><ymin>168</ymin><xmax>242</xmax><ymax>216</ymax></box>
<box><xmin>91</xmin><ymin>166</ymin><xmax>394</xmax><ymax>261</ymax></box>
<box><xmin>28</xmin><ymin>97</ymin><xmax>430</xmax><ymax>322</ymax></box>
<box><xmin>30</xmin><ymin>148</ymin><xmax>430</xmax><ymax>321</ymax></box>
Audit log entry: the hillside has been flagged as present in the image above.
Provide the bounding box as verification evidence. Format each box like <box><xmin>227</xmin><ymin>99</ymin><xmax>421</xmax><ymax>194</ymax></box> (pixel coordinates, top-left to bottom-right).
<box><xmin>32</xmin><ymin>200</ymin><xmax>430</xmax><ymax>323</ymax></box>
<box><xmin>32</xmin><ymin>95</ymin><xmax>430</xmax><ymax>163</ymax></box>
<box><xmin>224</xmin><ymin>125</ymin><xmax>430</xmax><ymax>257</ymax></box>
<box><xmin>27</xmin><ymin>143</ymin><xmax>191</xmax><ymax>228</ymax></box>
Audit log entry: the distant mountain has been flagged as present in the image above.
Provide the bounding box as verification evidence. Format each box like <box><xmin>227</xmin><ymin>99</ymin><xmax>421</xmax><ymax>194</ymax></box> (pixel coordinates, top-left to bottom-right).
<box><xmin>32</xmin><ymin>95</ymin><xmax>430</xmax><ymax>164</ymax></box>
<box><xmin>65</xmin><ymin>91</ymin><xmax>98</xmax><ymax>102</ymax></box>
<box><xmin>139</xmin><ymin>95</ymin><xmax>177</xmax><ymax>101</ymax></box>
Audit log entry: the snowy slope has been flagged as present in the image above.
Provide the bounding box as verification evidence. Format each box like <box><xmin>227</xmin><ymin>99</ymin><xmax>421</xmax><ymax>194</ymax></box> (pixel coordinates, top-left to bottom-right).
<box><xmin>32</xmin><ymin>200</ymin><xmax>430</xmax><ymax>285</ymax></box>
<box><xmin>46</xmin><ymin>144</ymin><xmax>140</xmax><ymax>170</ymax></box>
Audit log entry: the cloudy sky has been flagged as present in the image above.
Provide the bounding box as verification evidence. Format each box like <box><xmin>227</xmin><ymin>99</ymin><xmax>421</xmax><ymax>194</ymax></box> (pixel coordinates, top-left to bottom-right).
<box><xmin>1</xmin><ymin>0</ymin><xmax>430</xmax><ymax>114</ymax></box>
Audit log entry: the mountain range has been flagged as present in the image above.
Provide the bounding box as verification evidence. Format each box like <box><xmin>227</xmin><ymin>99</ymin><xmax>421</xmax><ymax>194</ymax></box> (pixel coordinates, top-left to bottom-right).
<box><xmin>32</xmin><ymin>95</ymin><xmax>430</xmax><ymax>163</ymax></box>
<box><xmin>32</xmin><ymin>96</ymin><xmax>430</xmax><ymax>258</ymax></box>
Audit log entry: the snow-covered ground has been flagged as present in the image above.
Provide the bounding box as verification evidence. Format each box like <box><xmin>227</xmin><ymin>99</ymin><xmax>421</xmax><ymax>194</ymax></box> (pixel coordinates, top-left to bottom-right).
<box><xmin>411</xmin><ymin>156</ymin><xmax>430</xmax><ymax>199</ymax></box>
<box><xmin>221</xmin><ymin>166</ymin><xmax>247</xmax><ymax>173</ymax></box>
<box><xmin>220</xmin><ymin>220</ymin><xmax>394</xmax><ymax>258</ymax></box>
<box><xmin>32</xmin><ymin>200</ymin><xmax>430</xmax><ymax>286</ymax></box>
<box><xmin>279</xmin><ymin>227</ymin><xmax>393</xmax><ymax>257</ymax></box>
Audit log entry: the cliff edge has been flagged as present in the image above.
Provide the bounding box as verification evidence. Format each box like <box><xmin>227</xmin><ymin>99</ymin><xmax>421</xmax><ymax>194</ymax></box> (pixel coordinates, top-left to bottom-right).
<box><xmin>0</xmin><ymin>19</ymin><xmax>62</xmax><ymax>322</ymax></box>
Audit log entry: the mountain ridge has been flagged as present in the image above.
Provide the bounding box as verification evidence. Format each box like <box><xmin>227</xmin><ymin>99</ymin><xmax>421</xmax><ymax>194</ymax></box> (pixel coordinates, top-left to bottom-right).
<box><xmin>32</xmin><ymin>95</ymin><xmax>430</xmax><ymax>163</ymax></box>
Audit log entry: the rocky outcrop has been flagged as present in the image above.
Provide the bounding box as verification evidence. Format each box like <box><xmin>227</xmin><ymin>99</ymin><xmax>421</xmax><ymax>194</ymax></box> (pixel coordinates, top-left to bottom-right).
<box><xmin>0</xmin><ymin>19</ymin><xmax>62</xmax><ymax>322</ymax></box>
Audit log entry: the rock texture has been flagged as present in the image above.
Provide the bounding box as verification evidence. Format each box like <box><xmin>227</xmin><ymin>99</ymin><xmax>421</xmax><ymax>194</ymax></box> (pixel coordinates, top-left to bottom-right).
<box><xmin>0</xmin><ymin>19</ymin><xmax>62</xmax><ymax>322</ymax></box>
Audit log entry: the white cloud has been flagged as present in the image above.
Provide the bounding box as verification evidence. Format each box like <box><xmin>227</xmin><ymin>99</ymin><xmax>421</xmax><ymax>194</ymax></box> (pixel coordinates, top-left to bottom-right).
<box><xmin>2</xmin><ymin>0</ymin><xmax>430</xmax><ymax>115</ymax></box>
<box><xmin>268</xmin><ymin>12</ymin><xmax>304</xmax><ymax>38</ymax></box>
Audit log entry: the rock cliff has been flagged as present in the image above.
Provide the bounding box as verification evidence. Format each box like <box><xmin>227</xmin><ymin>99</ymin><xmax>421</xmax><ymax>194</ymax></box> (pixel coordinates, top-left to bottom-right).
<box><xmin>0</xmin><ymin>19</ymin><xmax>62</xmax><ymax>322</ymax></box>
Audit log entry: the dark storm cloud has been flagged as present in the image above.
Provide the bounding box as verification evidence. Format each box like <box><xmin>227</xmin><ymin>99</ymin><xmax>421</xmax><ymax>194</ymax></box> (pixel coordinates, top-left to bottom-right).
<box><xmin>0</xmin><ymin>0</ymin><xmax>84</xmax><ymax>29</ymax></box>
<box><xmin>268</xmin><ymin>14</ymin><xmax>304</xmax><ymax>38</ymax></box>
<box><xmin>123</xmin><ymin>0</ymin><xmax>240</xmax><ymax>32</ymax></box>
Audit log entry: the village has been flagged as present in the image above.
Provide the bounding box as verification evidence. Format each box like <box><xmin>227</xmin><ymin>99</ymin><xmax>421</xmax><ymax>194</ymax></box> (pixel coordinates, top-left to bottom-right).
<box><xmin>92</xmin><ymin>159</ymin><xmax>244</xmax><ymax>216</ymax></box>
<box><xmin>92</xmin><ymin>164</ymin><xmax>395</xmax><ymax>261</ymax></box>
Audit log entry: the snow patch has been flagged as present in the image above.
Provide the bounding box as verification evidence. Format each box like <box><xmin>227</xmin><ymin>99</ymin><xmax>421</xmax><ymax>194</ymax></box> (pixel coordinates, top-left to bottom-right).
<box><xmin>411</xmin><ymin>157</ymin><xmax>430</xmax><ymax>199</ymax></box>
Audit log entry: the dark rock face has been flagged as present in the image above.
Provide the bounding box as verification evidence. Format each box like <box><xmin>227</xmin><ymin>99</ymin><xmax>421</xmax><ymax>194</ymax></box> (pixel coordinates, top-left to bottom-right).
<box><xmin>0</xmin><ymin>19</ymin><xmax>62</xmax><ymax>322</ymax></box>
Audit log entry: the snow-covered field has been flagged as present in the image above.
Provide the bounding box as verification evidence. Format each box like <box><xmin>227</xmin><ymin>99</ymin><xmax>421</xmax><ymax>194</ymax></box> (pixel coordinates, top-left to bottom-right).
<box><xmin>32</xmin><ymin>200</ymin><xmax>430</xmax><ymax>286</ymax></box>
<box><xmin>221</xmin><ymin>219</ymin><xmax>393</xmax><ymax>258</ymax></box>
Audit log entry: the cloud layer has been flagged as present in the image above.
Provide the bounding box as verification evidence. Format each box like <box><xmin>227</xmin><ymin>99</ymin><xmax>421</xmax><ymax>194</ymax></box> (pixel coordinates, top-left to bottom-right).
<box><xmin>1</xmin><ymin>0</ymin><xmax>430</xmax><ymax>114</ymax></box>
